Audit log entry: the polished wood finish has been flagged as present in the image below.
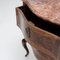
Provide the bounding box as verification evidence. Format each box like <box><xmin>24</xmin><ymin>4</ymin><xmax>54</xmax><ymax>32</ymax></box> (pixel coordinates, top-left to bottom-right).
<box><xmin>16</xmin><ymin>5</ymin><xmax>60</xmax><ymax>60</ymax></box>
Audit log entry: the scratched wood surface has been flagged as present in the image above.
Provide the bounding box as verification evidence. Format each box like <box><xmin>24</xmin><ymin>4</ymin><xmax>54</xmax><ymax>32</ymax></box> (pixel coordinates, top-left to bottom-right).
<box><xmin>16</xmin><ymin>7</ymin><xmax>60</xmax><ymax>60</ymax></box>
<box><xmin>22</xmin><ymin>0</ymin><xmax>60</xmax><ymax>25</ymax></box>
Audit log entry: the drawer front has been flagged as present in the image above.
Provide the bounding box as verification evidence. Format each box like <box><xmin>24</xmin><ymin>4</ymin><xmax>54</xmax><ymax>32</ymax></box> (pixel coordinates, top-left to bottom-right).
<box><xmin>32</xmin><ymin>47</ymin><xmax>55</xmax><ymax>60</ymax></box>
<box><xmin>16</xmin><ymin>8</ymin><xmax>60</xmax><ymax>60</ymax></box>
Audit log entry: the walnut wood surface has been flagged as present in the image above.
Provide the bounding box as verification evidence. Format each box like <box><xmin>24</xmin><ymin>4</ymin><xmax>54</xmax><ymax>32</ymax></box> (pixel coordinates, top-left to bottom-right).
<box><xmin>22</xmin><ymin>0</ymin><xmax>60</xmax><ymax>25</ymax></box>
<box><xmin>16</xmin><ymin>7</ymin><xmax>60</xmax><ymax>60</ymax></box>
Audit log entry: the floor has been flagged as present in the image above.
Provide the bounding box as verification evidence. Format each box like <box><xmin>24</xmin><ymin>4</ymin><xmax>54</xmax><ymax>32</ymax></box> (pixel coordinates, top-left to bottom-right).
<box><xmin>0</xmin><ymin>0</ymin><xmax>37</xmax><ymax>60</ymax></box>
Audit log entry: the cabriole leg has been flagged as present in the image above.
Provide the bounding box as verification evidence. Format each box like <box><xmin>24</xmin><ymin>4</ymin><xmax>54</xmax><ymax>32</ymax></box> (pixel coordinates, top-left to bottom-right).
<box><xmin>22</xmin><ymin>39</ymin><xmax>29</xmax><ymax>57</ymax></box>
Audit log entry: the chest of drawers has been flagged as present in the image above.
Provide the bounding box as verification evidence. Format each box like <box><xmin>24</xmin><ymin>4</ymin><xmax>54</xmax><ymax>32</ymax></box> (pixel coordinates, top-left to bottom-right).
<box><xmin>16</xmin><ymin>2</ymin><xmax>60</xmax><ymax>60</ymax></box>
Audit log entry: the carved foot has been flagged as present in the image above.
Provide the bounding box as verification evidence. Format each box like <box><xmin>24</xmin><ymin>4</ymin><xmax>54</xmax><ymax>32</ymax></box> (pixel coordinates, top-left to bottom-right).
<box><xmin>22</xmin><ymin>39</ymin><xmax>29</xmax><ymax>57</ymax></box>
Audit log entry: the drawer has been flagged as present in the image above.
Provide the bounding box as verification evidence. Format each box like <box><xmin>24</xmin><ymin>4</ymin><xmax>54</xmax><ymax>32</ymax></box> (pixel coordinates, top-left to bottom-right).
<box><xmin>16</xmin><ymin>5</ymin><xmax>60</xmax><ymax>60</ymax></box>
<box><xmin>32</xmin><ymin>47</ymin><xmax>55</xmax><ymax>60</ymax></box>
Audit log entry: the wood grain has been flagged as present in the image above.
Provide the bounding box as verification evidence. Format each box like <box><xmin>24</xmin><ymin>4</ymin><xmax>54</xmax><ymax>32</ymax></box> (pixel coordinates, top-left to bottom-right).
<box><xmin>16</xmin><ymin>6</ymin><xmax>60</xmax><ymax>60</ymax></box>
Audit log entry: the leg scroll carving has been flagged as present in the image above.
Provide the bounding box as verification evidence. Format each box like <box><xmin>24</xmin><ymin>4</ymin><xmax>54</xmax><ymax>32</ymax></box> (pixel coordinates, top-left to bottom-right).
<box><xmin>22</xmin><ymin>39</ymin><xmax>29</xmax><ymax>57</ymax></box>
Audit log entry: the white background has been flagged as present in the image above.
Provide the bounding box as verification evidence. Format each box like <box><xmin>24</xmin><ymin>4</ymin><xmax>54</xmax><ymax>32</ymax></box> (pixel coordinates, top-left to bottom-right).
<box><xmin>0</xmin><ymin>0</ymin><xmax>37</xmax><ymax>60</ymax></box>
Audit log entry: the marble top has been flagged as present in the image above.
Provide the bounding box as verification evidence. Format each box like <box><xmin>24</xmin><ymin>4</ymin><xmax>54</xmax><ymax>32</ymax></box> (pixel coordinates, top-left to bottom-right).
<box><xmin>22</xmin><ymin>0</ymin><xmax>60</xmax><ymax>25</ymax></box>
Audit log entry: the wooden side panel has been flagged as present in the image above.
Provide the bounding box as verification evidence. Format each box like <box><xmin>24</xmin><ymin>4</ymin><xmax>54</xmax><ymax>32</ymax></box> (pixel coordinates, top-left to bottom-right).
<box><xmin>16</xmin><ymin>7</ymin><xmax>60</xmax><ymax>60</ymax></box>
